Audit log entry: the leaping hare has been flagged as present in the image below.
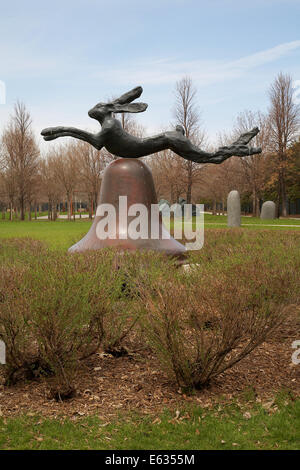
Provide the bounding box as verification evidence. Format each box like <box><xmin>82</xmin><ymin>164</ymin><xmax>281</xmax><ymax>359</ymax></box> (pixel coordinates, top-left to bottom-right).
<box><xmin>41</xmin><ymin>86</ymin><xmax>261</xmax><ymax>164</ymax></box>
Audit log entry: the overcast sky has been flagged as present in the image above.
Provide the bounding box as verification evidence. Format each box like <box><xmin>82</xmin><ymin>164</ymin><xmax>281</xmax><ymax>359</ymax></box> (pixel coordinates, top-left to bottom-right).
<box><xmin>1</xmin><ymin>0</ymin><xmax>300</xmax><ymax>149</ymax></box>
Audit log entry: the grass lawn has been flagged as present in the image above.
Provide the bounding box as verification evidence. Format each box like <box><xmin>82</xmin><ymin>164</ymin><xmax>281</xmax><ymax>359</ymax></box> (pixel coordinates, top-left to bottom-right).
<box><xmin>202</xmin><ymin>214</ymin><xmax>300</xmax><ymax>228</ymax></box>
<box><xmin>0</xmin><ymin>398</ymin><xmax>299</xmax><ymax>450</ymax></box>
<box><xmin>0</xmin><ymin>215</ymin><xmax>299</xmax><ymax>251</ymax></box>
<box><xmin>0</xmin><ymin>219</ymin><xmax>91</xmax><ymax>250</ymax></box>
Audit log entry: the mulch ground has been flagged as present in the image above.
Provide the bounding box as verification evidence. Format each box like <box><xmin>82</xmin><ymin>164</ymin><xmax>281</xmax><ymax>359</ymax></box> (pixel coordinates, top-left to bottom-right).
<box><xmin>0</xmin><ymin>313</ymin><xmax>299</xmax><ymax>419</ymax></box>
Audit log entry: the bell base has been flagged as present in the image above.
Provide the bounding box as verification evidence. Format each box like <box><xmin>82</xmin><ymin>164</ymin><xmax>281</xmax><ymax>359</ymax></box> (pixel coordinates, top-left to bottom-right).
<box><xmin>68</xmin><ymin>158</ymin><xmax>187</xmax><ymax>262</ymax></box>
<box><xmin>68</xmin><ymin>228</ymin><xmax>187</xmax><ymax>262</ymax></box>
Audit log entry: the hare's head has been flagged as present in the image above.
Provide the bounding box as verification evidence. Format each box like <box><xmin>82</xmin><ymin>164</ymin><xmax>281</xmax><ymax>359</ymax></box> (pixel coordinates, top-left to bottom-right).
<box><xmin>88</xmin><ymin>86</ymin><xmax>148</xmax><ymax>122</ymax></box>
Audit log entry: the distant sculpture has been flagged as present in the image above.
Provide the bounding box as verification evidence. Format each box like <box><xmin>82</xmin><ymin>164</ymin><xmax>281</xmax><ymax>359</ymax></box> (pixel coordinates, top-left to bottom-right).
<box><xmin>260</xmin><ymin>201</ymin><xmax>276</xmax><ymax>220</ymax></box>
<box><xmin>41</xmin><ymin>86</ymin><xmax>261</xmax><ymax>164</ymax></box>
<box><xmin>158</xmin><ymin>199</ymin><xmax>170</xmax><ymax>207</ymax></box>
<box><xmin>172</xmin><ymin>203</ymin><xmax>183</xmax><ymax>218</ymax></box>
<box><xmin>159</xmin><ymin>202</ymin><xmax>171</xmax><ymax>216</ymax></box>
<box><xmin>227</xmin><ymin>190</ymin><xmax>241</xmax><ymax>227</ymax></box>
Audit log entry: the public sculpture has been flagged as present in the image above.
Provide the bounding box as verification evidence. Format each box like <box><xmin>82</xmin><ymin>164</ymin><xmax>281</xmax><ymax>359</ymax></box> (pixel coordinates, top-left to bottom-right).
<box><xmin>260</xmin><ymin>201</ymin><xmax>276</xmax><ymax>220</ymax></box>
<box><xmin>41</xmin><ymin>86</ymin><xmax>262</xmax><ymax>258</ymax></box>
<box><xmin>41</xmin><ymin>86</ymin><xmax>261</xmax><ymax>162</ymax></box>
<box><xmin>227</xmin><ymin>190</ymin><xmax>241</xmax><ymax>227</ymax></box>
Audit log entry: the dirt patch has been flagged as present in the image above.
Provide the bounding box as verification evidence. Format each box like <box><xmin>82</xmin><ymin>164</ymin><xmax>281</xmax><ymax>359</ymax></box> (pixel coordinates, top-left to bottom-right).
<box><xmin>0</xmin><ymin>313</ymin><xmax>299</xmax><ymax>419</ymax></box>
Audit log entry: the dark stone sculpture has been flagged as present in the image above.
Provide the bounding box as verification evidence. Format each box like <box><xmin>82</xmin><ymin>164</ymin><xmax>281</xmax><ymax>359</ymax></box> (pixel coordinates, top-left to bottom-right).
<box><xmin>41</xmin><ymin>86</ymin><xmax>261</xmax><ymax>163</ymax></box>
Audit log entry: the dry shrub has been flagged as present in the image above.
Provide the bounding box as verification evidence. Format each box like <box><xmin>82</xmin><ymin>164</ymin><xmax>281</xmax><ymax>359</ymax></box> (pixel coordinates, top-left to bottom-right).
<box><xmin>0</xmin><ymin>264</ymin><xmax>40</xmax><ymax>382</ymax></box>
<box><xmin>0</xmin><ymin>241</ymin><xmax>135</xmax><ymax>399</ymax></box>
<box><xmin>129</xmin><ymin>245</ymin><xmax>300</xmax><ymax>391</ymax></box>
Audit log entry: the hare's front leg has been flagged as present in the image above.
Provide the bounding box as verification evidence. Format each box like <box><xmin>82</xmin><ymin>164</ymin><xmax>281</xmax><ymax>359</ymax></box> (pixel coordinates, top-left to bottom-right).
<box><xmin>41</xmin><ymin>126</ymin><xmax>102</xmax><ymax>150</ymax></box>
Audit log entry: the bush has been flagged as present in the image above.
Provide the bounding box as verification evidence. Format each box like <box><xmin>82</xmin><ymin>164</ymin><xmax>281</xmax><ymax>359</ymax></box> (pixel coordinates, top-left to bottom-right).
<box><xmin>1</xmin><ymin>232</ymin><xmax>299</xmax><ymax>397</ymax></box>
<box><xmin>0</xmin><ymin>241</ymin><xmax>136</xmax><ymax>399</ymax></box>
<box><xmin>0</xmin><ymin>264</ymin><xmax>39</xmax><ymax>382</ymax></box>
<box><xmin>129</xmin><ymin>242</ymin><xmax>300</xmax><ymax>391</ymax></box>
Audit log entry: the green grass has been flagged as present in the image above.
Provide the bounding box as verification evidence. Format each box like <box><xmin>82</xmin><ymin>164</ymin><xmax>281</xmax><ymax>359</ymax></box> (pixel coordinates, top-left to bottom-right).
<box><xmin>0</xmin><ymin>398</ymin><xmax>299</xmax><ymax>450</ymax></box>
<box><xmin>168</xmin><ymin>214</ymin><xmax>300</xmax><ymax>232</ymax></box>
<box><xmin>0</xmin><ymin>215</ymin><xmax>299</xmax><ymax>251</ymax></box>
<box><xmin>0</xmin><ymin>219</ymin><xmax>92</xmax><ymax>250</ymax></box>
<box><xmin>203</xmin><ymin>214</ymin><xmax>300</xmax><ymax>226</ymax></box>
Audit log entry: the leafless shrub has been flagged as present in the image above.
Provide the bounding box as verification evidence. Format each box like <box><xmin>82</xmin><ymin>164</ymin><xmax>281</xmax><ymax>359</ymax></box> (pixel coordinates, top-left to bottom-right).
<box><xmin>128</xmin><ymin>248</ymin><xmax>299</xmax><ymax>391</ymax></box>
<box><xmin>0</xmin><ymin>244</ymin><xmax>135</xmax><ymax>399</ymax></box>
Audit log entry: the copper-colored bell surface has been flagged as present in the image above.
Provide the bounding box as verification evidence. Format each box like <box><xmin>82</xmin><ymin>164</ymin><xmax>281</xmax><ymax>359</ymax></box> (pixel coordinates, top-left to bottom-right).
<box><xmin>68</xmin><ymin>158</ymin><xmax>186</xmax><ymax>260</ymax></box>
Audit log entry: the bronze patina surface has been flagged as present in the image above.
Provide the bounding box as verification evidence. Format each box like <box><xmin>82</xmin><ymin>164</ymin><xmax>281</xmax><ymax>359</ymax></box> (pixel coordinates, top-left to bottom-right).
<box><xmin>68</xmin><ymin>158</ymin><xmax>187</xmax><ymax>259</ymax></box>
<box><xmin>41</xmin><ymin>86</ymin><xmax>261</xmax><ymax>164</ymax></box>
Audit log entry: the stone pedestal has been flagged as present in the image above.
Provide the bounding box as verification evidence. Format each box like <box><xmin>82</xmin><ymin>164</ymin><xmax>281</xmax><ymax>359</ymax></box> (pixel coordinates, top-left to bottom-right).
<box><xmin>69</xmin><ymin>158</ymin><xmax>186</xmax><ymax>260</ymax></box>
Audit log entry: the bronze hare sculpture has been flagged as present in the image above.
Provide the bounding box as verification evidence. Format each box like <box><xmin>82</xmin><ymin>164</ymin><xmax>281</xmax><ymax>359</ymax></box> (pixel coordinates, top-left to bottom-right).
<box><xmin>41</xmin><ymin>86</ymin><xmax>261</xmax><ymax>163</ymax></box>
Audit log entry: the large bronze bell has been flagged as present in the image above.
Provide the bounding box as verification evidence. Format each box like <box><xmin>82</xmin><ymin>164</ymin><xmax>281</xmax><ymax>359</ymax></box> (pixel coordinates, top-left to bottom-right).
<box><xmin>68</xmin><ymin>158</ymin><xmax>186</xmax><ymax>260</ymax></box>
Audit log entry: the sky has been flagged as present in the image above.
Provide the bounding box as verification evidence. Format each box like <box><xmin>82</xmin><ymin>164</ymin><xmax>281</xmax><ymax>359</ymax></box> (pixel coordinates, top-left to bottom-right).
<box><xmin>1</xmin><ymin>0</ymin><xmax>300</xmax><ymax>149</ymax></box>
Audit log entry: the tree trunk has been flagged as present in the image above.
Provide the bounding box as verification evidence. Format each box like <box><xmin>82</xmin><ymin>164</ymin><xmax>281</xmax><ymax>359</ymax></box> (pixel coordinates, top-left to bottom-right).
<box><xmin>252</xmin><ymin>187</ymin><xmax>257</xmax><ymax>217</ymax></box>
<box><xmin>20</xmin><ymin>196</ymin><xmax>25</xmax><ymax>221</ymax></box>
<box><xmin>253</xmin><ymin>188</ymin><xmax>260</xmax><ymax>217</ymax></box>
<box><xmin>281</xmin><ymin>173</ymin><xmax>288</xmax><ymax>217</ymax></box>
<box><xmin>53</xmin><ymin>202</ymin><xmax>58</xmax><ymax>221</ymax></box>
<box><xmin>212</xmin><ymin>199</ymin><xmax>217</xmax><ymax>215</ymax></box>
<box><xmin>89</xmin><ymin>195</ymin><xmax>93</xmax><ymax>219</ymax></box>
<box><xmin>186</xmin><ymin>162</ymin><xmax>193</xmax><ymax>204</ymax></box>
<box><xmin>67</xmin><ymin>196</ymin><xmax>71</xmax><ymax>221</ymax></box>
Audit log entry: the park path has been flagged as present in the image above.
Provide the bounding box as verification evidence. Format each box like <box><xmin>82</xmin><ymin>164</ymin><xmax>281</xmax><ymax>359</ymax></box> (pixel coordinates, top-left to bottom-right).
<box><xmin>36</xmin><ymin>214</ymin><xmax>300</xmax><ymax>228</ymax></box>
<box><xmin>37</xmin><ymin>214</ymin><xmax>90</xmax><ymax>220</ymax></box>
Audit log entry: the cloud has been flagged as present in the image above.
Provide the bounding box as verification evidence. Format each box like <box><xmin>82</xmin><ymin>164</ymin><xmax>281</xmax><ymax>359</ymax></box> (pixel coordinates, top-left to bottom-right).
<box><xmin>226</xmin><ymin>40</ymin><xmax>300</xmax><ymax>71</ymax></box>
<box><xmin>91</xmin><ymin>40</ymin><xmax>300</xmax><ymax>87</ymax></box>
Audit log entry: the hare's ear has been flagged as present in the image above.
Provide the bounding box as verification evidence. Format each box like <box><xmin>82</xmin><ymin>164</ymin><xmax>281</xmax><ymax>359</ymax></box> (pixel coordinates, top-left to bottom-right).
<box><xmin>112</xmin><ymin>102</ymin><xmax>148</xmax><ymax>114</ymax></box>
<box><xmin>112</xmin><ymin>86</ymin><xmax>143</xmax><ymax>105</ymax></box>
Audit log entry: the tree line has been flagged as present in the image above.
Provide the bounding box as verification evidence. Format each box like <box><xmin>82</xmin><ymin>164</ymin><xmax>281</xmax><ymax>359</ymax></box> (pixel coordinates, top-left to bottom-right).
<box><xmin>150</xmin><ymin>73</ymin><xmax>300</xmax><ymax>217</ymax></box>
<box><xmin>0</xmin><ymin>72</ymin><xmax>299</xmax><ymax>220</ymax></box>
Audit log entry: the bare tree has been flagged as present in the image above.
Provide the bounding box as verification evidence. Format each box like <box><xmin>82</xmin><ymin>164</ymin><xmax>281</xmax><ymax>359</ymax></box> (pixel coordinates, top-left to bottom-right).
<box><xmin>40</xmin><ymin>154</ymin><xmax>63</xmax><ymax>221</ymax></box>
<box><xmin>1</xmin><ymin>102</ymin><xmax>39</xmax><ymax>220</ymax></box>
<box><xmin>0</xmin><ymin>140</ymin><xmax>16</xmax><ymax>220</ymax></box>
<box><xmin>52</xmin><ymin>143</ymin><xmax>78</xmax><ymax>220</ymax></box>
<box><xmin>173</xmin><ymin>77</ymin><xmax>206</xmax><ymax>203</ymax></box>
<box><xmin>197</xmin><ymin>157</ymin><xmax>245</xmax><ymax>214</ymax></box>
<box><xmin>234</xmin><ymin>110</ymin><xmax>271</xmax><ymax>216</ymax></box>
<box><xmin>73</xmin><ymin>141</ymin><xmax>105</xmax><ymax>218</ymax></box>
<box><xmin>268</xmin><ymin>73</ymin><xmax>300</xmax><ymax>216</ymax></box>
<box><xmin>149</xmin><ymin>149</ymin><xmax>186</xmax><ymax>203</ymax></box>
